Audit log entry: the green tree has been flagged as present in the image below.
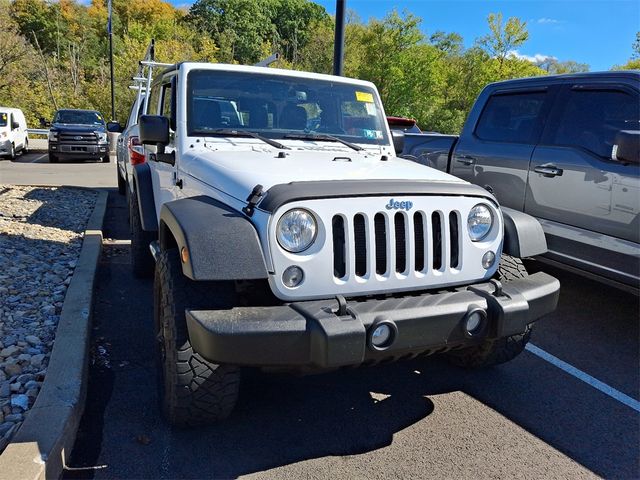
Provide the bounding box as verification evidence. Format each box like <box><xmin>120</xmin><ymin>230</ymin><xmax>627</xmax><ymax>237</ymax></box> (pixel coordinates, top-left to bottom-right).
<box><xmin>477</xmin><ymin>12</ymin><xmax>528</xmax><ymax>76</ymax></box>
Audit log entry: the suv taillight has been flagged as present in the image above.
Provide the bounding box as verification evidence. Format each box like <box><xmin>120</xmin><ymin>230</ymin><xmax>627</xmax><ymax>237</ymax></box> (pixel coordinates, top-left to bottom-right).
<box><xmin>129</xmin><ymin>136</ymin><xmax>145</xmax><ymax>165</ymax></box>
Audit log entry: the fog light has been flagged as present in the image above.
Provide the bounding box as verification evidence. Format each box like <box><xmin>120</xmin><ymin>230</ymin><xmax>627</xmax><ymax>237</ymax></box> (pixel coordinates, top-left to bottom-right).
<box><xmin>482</xmin><ymin>251</ymin><xmax>496</xmax><ymax>269</ymax></box>
<box><xmin>368</xmin><ymin>320</ymin><xmax>397</xmax><ymax>350</ymax></box>
<box><xmin>464</xmin><ymin>308</ymin><xmax>487</xmax><ymax>336</ymax></box>
<box><xmin>371</xmin><ymin>324</ymin><xmax>391</xmax><ymax>347</ymax></box>
<box><xmin>282</xmin><ymin>265</ymin><xmax>304</xmax><ymax>288</ymax></box>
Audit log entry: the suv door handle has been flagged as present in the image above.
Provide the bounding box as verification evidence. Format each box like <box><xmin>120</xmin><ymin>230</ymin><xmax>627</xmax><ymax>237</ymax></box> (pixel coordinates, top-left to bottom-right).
<box><xmin>456</xmin><ymin>155</ymin><xmax>476</xmax><ymax>165</ymax></box>
<box><xmin>534</xmin><ymin>164</ymin><xmax>563</xmax><ymax>177</ymax></box>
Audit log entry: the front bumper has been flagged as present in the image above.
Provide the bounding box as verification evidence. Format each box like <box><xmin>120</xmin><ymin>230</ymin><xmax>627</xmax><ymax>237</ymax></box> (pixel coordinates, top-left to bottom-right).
<box><xmin>0</xmin><ymin>139</ymin><xmax>11</xmax><ymax>153</ymax></box>
<box><xmin>186</xmin><ymin>272</ymin><xmax>560</xmax><ymax>369</ymax></box>
<box><xmin>49</xmin><ymin>142</ymin><xmax>108</xmax><ymax>156</ymax></box>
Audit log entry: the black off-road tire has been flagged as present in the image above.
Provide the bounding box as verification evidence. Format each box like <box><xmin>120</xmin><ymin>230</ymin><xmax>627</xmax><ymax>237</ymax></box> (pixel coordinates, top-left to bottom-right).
<box><xmin>446</xmin><ymin>254</ymin><xmax>532</xmax><ymax>369</ymax></box>
<box><xmin>102</xmin><ymin>155</ymin><xmax>110</xmax><ymax>163</ymax></box>
<box><xmin>117</xmin><ymin>169</ymin><xmax>126</xmax><ymax>195</ymax></box>
<box><xmin>154</xmin><ymin>248</ymin><xmax>240</xmax><ymax>426</ymax></box>
<box><xmin>49</xmin><ymin>153</ymin><xmax>58</xmax><ymax>163</ymax></box>
<box><xmin>129</xmin><ymin>190</ymin><xmax>155</xmax><ymax>278</ymax></box>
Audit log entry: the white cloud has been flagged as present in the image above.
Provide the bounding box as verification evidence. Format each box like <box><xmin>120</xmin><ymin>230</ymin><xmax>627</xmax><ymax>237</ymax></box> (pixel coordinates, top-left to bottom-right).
<box><xmin>508</xmin><ymin>50</ymin><xmax>558</xmax><ymax>64</ymax></box>
<box><xmin>537</xmin><ymin>17</ymin><xmax>563</xmax><ymax>24</ymax></box>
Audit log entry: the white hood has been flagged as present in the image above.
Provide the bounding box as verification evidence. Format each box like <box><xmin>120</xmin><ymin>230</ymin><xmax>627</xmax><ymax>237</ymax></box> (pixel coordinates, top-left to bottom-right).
<box><xmin>180</xmin><ymin>140</ymin><xmax>466</xmax><ymax>203</ymax></box>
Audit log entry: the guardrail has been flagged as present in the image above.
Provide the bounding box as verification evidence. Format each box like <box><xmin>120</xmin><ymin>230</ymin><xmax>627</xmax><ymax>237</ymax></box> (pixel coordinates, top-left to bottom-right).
<box><xmin>26</xmin><ymin>128</ymin><xmax>49</xmax><ymax>151</ymax></box>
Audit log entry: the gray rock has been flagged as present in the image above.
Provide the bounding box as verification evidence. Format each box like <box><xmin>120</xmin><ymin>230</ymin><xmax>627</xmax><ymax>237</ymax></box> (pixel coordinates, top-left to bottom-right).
<box><xmin>4</xmin><ymin>413</ymin><xmax>22</xmax><ymax>423</ymax></box>
<box><xmin>17</xmin><ymin>353</ymin><xmax>32</xmax><ymax>362</ymax></box>
<box><xmin>30</xmin><ymin>354</ymin><xmax>45</xmax><ymax>368</ymax></box>
<box><xmin>0</xmin><ymin>422</ymin><xmax>14</xmax><ymax>436</ymax></box>
<box><xmin>16</xmin><ymin>374</ymin><xmax>35</xmax><ymax>384</ymax></box>
<box><xmin>4</xmin><ymin>364</ymin><xmax>22</xmax><ymax>377</ymax></box>
<box><xmin>9</xmin><ymin>383</ymin><xmax>20</xmax><ymax>393</ymax></box>
<box><xmin>0</xmin><ymin>383</ymin><xmax>10</xmax><ymax>397</ymax></box>
<box><xmin>0</xmin><ymin>345</ymin><xmax>20</xmax><ymax>358</ymax></box>
<box><xmin>25</xmin><ymin>335</ymin><xmax>41</xmax><ymax>346</ymax></box>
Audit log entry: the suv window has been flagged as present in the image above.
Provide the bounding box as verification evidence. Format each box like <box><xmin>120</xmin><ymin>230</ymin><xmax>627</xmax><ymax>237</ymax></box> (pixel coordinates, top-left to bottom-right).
<box><xmin>552</xmin><ymin>87</ymin><xmax>640</xmax><ymax>158</ymax></box>
<box><xmin>475</xmin><ymin>92</ymin><xmax>546</xmax><ymax>144</ymax></box>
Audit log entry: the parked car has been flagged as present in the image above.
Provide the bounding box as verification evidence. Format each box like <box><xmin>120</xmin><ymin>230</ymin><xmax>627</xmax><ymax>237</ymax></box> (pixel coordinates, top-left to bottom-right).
<box><xmin>129</xmin><ymin>61</ymin><xmax>559</xmax><ymax>425</ymax></box>
<box><xmin>0</xmin><ymin>107</ymin><xmax>28</xmax><ymax>159</ymax></box>
<box><xmin>400</xmin><ymin>71</ymin><xmax>640</xmax><ymax>292</ymax></box>
<box><xmin>47</xmin><ymin>109</ymin><xmax>109</xmax><ymax>163</ymax></box>
<box><xmin>113</xmin><ymin>95</ymin><xmax>146</xmax><ymax>196</ymax></box>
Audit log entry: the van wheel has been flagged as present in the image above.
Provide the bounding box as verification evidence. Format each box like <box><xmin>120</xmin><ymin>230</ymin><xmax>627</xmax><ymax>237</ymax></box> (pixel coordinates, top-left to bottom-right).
<box><xmin>445</xmin><ymin>255</ymin><xmax>532</xmax><ymax>368</ymax></box>
<box><xmin>117</xmin><ymin>170</ymin><xmax>126</xmax><ymax>195</ymax></box>
<box><xmin>154</xmin><ymin>248</ymin><xmax>240</xmax><ymax>426</ymax></box>
<box><xmin>129</xmin><ymin>189</ymin><xmax>155</xmax><ymax>278</ymax></box>
<box><xmin>22</xmin><ymin>139</ymin><xmax>29</xmax><ymax>154</ymax></box>
<box><xmin>9</xmin><ymin>143</ymin><xmax>15</xmax><ymax>160</ymax></box>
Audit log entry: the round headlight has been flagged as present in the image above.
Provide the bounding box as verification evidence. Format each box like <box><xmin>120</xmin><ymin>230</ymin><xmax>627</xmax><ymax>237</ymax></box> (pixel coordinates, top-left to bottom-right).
<box><xmin>467</xmin><ymin>204</ymin><xmax>493</xmax><ymax>241</ymax></box>
<box><xmin>276</xmin><ymin>209</ymin><xmax>317</xmax><ymax>253</ymax></box>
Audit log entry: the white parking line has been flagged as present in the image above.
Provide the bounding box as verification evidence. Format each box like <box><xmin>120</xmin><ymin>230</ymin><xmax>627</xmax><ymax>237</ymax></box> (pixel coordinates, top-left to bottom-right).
<box><xmin>29</xmin><ymin>153</ymin><xmax>47</xmax><ymax>163</ymax></box>
<box><xmin>526</xmin><ymin>343</ymin><xmax>640</xmax><ymax>413</ymax></box>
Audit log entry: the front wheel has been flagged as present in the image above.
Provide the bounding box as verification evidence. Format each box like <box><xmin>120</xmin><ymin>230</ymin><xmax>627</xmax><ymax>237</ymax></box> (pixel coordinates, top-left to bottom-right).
<box><xmin>49</xmin><ymin>153</ymin><xmax>58</xmax><ymax>163</ymax></box>
<box><xmin>22</xmin><ymin>139</ymin><xmax>29</xmax><ymax>154</ymax></box>
<box><xmin>445</xmin><ymin>255</ymin><xmax>532</xmax><ymax>368</ymax></box>
<box><xmin>154</xmin><ymin>248</ymin><xmax>240</xmax><ymax>426</ymax></box>
<box><xmin>9</xmin><ymin>143</ymin><xmax>16</xmax><ymax>160</ymax></box>
<box><xmin>102</xmin><ymin>155</ymin><xmax>110</xmax><ymax>163</ymax></box>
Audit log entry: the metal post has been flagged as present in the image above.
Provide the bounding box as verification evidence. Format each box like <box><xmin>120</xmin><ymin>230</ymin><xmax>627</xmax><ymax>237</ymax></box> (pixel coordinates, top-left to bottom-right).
<box><xmin>108</xmin><ymin>0</ymin><xmax>116</xmax><ymax>120</ymax></box>
<box><xmin>333</xmin><ymin>0</ymin><xmax>346</xmax><ymax>76</ymax></box>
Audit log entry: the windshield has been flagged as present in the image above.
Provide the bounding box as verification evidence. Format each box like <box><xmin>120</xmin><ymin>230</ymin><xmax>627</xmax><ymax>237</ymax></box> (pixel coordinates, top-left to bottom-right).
<box><xmin>53</xmin><ymin>110</ymin><xmax>104</xmax><ymax>125</ymax></box>
<box><xmin>0</xmin><ymin>113</ymin><xmax>7</xmax><ymax>127</ymax></box>
<box><xmin>187</xmin><ymin>70</ymin><xmax>389</xmax><ymax>146</ymax></box>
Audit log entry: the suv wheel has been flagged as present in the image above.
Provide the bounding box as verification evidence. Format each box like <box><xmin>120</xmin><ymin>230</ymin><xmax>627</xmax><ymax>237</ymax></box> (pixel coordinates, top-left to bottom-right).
<box><xmin>129</xmin><ymin>189</ymin><xmax>155</xmax><ymax>278</ymax></box>
<box><xmin>445</xmin><ymin>255</ymin><xmax>532</xmax><ymax>368</ymax></box>
<box><xmin>117</xmin><ymin>169</ymin><xmax>126</xmax><ymax>195</ymax></box>
<box><xmin>154</xmin><ymin>248</ymin><xmax>240</xmax><ymax>426</ymax></box>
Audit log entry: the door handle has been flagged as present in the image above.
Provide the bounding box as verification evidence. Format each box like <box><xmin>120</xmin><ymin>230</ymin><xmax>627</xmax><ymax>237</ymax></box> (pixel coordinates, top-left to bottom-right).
<box><xmin>456</xmin><ymin>155</ymin><xmax>476</xmax><ymax>165</ymax></box>
<box><xmin>534</xmin><ymin>164</ymin><xmax>563</xmax><ymax>177</ymax></box>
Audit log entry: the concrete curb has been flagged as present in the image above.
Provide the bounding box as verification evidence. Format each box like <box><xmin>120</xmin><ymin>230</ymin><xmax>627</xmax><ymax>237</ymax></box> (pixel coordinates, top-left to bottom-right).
<box><xmin>0</xmin><ymin>189</ymin><xmax>108</xmax><ymax>480</ymax></box>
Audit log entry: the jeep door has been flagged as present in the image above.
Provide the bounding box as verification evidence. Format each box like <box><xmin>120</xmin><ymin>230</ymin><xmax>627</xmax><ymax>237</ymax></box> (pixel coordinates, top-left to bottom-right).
<box><xmin>149</xmin><ymin>77</ymin><xmax>180</xmax><ymax>218</ymax></box>
<box><xmin>525</xmin><ymin>81</ymin><xmax>640</xmax><ymax>286</ymax></box>
<box><xmin>450</xmin><ymin>85</ymin><xmax>556</xmax><ymax>210</ymax></box>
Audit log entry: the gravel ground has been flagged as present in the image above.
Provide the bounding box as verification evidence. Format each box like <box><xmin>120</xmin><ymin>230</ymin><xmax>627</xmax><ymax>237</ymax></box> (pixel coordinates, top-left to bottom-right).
<box><xmin>0</xmin><ymin>185</ymin><xmax>97</xmax><ymax>452</ymax></box>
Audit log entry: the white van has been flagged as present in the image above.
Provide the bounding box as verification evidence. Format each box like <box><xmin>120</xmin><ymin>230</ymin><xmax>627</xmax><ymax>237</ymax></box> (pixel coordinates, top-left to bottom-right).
<box><xmin>0</xmin><ymin>107</ymin><xmax>28</xmax><ymax>159</ymax></box>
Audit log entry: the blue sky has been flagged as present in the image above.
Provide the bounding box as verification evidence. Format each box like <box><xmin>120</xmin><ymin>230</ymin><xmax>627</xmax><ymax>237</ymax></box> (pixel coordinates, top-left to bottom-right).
<box><xmin>312</xmin><ymin>0</ymin><xmax>639</xmax><ymax>71</ymax></box>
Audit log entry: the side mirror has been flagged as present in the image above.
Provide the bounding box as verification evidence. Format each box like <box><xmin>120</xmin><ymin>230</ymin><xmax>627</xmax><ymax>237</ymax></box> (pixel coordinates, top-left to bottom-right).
<box><xmin>107</xmin><ymin>121</ymin><xmax>123</xmax><ymax>133</ymax></box>
<box><xmin>613</xmin><ymin>130</ymin><xmax>640</xmax><ymax>165</ymax></box>
<box><xmin>139</xmin><ymin>115</ymin><xmax>169</xmax><ymax>146</ymax></box>
<box><xmin>391</xmin><ymin>130</ymin><xmax>405</xmax><ymax>155</ymax></box>
<box><xmin>40</xmin><ymin>118</ymin><xmax>50</xmax><ymax>128</ymax></box>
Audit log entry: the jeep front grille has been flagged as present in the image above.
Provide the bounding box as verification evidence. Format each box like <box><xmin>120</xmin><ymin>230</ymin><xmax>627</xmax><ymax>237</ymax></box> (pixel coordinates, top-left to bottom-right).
<box><xmin>331</xmin><ymin>209</ymin><xmax>462</xmax><ymax>280</ymax></box>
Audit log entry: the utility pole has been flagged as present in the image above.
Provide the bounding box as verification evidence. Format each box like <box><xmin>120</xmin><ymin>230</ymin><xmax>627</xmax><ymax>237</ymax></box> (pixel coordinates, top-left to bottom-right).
<box><xmin>108</xmin><ymin>0</ymin><xmax>116</xmax><ymax>120</ymax></box>
<box><xmin>333</xmin><ymin>0</ymin><xmax>346</xmax><ymax>76</ymax></box>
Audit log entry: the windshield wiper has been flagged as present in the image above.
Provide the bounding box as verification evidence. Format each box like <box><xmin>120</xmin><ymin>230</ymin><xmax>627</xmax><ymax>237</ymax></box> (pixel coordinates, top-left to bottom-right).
<box><xmin>202</xmin><ymin>128</ymin><xmax>290</xmax><ymax>150</ymax></box>
<box><xmin>283</xmin><ymin>133</ymin><xmax>364</xmax><ymax>151</ymax></box>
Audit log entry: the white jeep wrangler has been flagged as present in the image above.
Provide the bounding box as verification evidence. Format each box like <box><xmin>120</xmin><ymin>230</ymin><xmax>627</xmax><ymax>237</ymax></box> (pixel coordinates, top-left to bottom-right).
<box><xmin>130</xmin><ymin>62</ymin><xmax>560</xmax><ymax>426</ymax></box>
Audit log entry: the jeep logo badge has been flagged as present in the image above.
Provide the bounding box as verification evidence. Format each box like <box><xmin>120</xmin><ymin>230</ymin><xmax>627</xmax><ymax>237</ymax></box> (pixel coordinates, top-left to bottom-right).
<box><xmin>385</xmin><ymin>199</ymin><xmax>413</xmax><ymax>211</ymax></box>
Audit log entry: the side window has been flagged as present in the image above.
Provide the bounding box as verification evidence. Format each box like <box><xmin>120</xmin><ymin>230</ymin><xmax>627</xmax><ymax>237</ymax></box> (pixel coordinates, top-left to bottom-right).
<box><xmin>160</xmin><ymin>80</ymin><xmax>176</xmax><ymax>130</ymax></box>
<box><xmin>475</xmin><ymin>92</ymin><xmax>546</xmax><ymax>144</ymax></box>
<box><xmin>552</xmin><ymin>88</ymin><xmax>640</xmax><ymax>158</ymax></box>
<box><xmin>148</xmin><ymin>84</ymin><xmax>161</xmax><ymax>116</ymax></box>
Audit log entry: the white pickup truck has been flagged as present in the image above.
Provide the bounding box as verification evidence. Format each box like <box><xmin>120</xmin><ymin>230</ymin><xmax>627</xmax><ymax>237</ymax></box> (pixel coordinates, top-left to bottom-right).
<box><xmin>130</xmin><ymin>62</ymin><xmax>560</xmax><ymax>426</ymax></box>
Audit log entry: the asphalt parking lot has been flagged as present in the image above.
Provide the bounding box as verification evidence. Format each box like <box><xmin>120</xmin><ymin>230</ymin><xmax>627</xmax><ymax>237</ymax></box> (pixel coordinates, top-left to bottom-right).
<box><xmin>4</xmin><ymin>154</ymin><xmax>639</xmax><ymax>479</ymax></box>
<box><xmin>67</xmin><ymin>192</ymin><xmax>638</xmax><ymax>479</ymax></box>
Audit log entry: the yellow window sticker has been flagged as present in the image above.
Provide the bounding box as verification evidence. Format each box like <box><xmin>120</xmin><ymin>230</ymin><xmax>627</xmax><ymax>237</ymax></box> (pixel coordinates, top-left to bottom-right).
<box><xmin>355</xmin><ymin>91</ymin><xmax>374</xmax><ymax>103</ymax></box>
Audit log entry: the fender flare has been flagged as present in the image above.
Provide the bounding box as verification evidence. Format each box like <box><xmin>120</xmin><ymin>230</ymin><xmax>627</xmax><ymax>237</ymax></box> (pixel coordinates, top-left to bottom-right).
<box><xmin>501</xmin><ymin>207</ymin><xmax>547</xmax><ymax>258</ymax></box>
<box><xmin>132</xmin><ymin>163</ymin><xmax>158</xmax><ymax>232</ymax></box>
<box><xmin>159</xmin><ymin>196</ymin><xmax>268</xmax><ymax>281</ymax></box>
